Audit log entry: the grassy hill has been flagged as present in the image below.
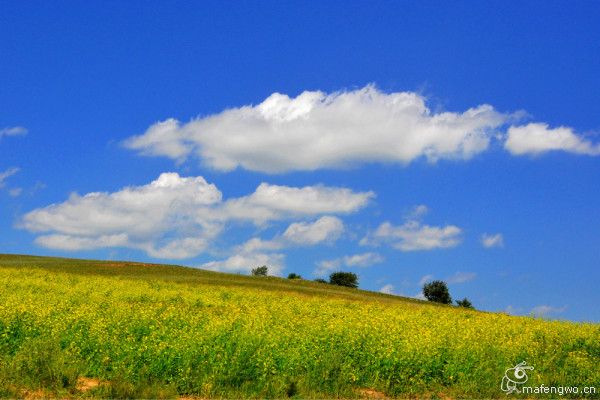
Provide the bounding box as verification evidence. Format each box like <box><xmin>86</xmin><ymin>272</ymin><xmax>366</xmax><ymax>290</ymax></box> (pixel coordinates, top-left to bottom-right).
<box><xmin>0</xmin><ymin>254</ymin><xmax>598</xmax><ymax>399</ymax></box>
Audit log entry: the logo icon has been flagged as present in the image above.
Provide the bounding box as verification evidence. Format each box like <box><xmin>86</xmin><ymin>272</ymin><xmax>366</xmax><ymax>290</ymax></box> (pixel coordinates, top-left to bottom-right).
<box><xmin>501</xmin><ymin>361</ymin><xmax>534</xmax><ymax>394</ymax></box>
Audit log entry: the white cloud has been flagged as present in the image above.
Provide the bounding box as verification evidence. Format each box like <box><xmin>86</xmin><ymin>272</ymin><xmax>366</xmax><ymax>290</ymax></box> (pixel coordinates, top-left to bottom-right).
<box><xmin>0</xmin><ymin>126</ymin><xmax>27</xmax><ymax>139</ymax></box>
<box><xmin>405</xmin><ymin>204</ymin><xmax>429</xmax><ymax>220</ymax></box>
<box><xmin>481</xmin><ymin>233</ymin><xmax>504</xmax><ymax>248</ymax></box>
<box><xmin>0</xmin><ymin>168</ymin><xmax>23</xmax><ymax>197</ymax></box>
<box><xmin>412</xmin><ymin>292</ymin><xmax>426</xmax><ymax>300</ymax></box>
<box><xmin>122</xmin><ymin>119</ymin><xmax>191</xmax><ymax>161</ymax></box>
<box><xmin>505</xmin><ymin>123</ymin><xmax>600</xmax><ymax>156</ymax></box>
<box><xmin>314</xmin><ymin>259</ymin><xmax>342</xmax><ymax>277</ymax></box>
<box><xmin>343</xmin><ymin>252</ymin><xmax>384</xmax><ymax>267</ymax></box>
<box><xmin>362</xmin><ymin>219</ymin><xmax>462</xmax><ymax>251</ymax></box>
<box><xmin>145</xmin><ymin>236</ymin><xmax>219</xmax><ymax>259</ymax></box>
<box><xmin>21</xmin><ymin>173</ymin><xmax>369</xmax><ymax>259</ymax></box>
<box><xmin>22</xmin><ymin>173</ymin><xmax>222</xmax><ymax>237</ymax></box>
<box><xmin>530</xmin><ymin>305</ymin><xmax>567</xmax><ymax>317</ymax></box>
<box><xmin>219</xmin><ymin>216</ymin><xmax>345</xmax><ymax>276</ymax></box>
<box><xmin>124</xmin><ymin>85</ymin><xmax>509</xmax><ymax>173</ymax></box>
<box><xmin>35</xmin><ymin>234</ymin><xmax>215</xmax><ymax>260</ymax></box>
<box><xmin>0</xmin><ymin>167</ymin><xmax>20</xmax><ymax>188</ymax></box>
<box><xmin>418</xmin><ymin>274</ymin><xmax>434</xmax><ymax>286</ymax></box>
<box><xmin>35</xmin><ymin>233</ymin><xmax>130</xmax><ymax>251</ymax></box>
<box><xmin>418</xmin><ymin>272</ymin><xmax>474</xmax><ymax>287</ymax></box>
<box><xmin>282</xmin><ymin>216</ymin><xmax>344</xmax><ymax>245</ymax></box>
<box><xmin>314</xmin><ymin>252</ymin><xmax>383</xmax><ymax>276</ymax></box>
<box><xmin>235</xmin><ymin>237</ymin><xmax>285</xmax><ymax>253</ymax></box>
<box><xmin>447</xmin><ymin>271</ymin><xmax>476</xmax><ymax>284</ymax></box>
<box><xmin>22</xmin><ymin>173</ymin><xmax>222</xmax><ymax>259</ymax></box>
<box><xmin>201</xmin><ymin>252</ymin><xmax>285</xmax><ymax>276</ymax></box>
<box><xmin>379</xmin><ymin>284</ymin><xmax>395</xmax><ymax>295</ymax></box>
<box><xmin>219</xmin><ymin>183</ymin><xmax>373</xmax><ymax>224</ymax></box>
<box><xmin>505</xmin><ymin>304</ymin><xmax>566</xmax><ymax>317</ymax></box>
<box><xmin>235</xmin><ymin>215</ymin><xmax>344</xmax><ymax>252</ymax></box>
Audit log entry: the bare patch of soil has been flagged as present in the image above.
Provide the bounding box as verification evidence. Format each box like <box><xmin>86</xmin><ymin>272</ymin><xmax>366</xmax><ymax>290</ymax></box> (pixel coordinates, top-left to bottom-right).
<box><xmin>357</xmin><ymin>388</ymin><xmax>389</xmax><ymax>399</ymax></box>
<box><xmin>76</xmin><ymin>377</ymin><xmax>104</xmax><ymax>392</ymax></box>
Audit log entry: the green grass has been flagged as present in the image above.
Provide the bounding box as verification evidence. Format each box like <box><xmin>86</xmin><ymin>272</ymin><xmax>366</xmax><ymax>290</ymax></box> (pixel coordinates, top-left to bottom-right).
<box><xmin>0</xmin><ymin>254</ymin><xmax>598</xmax><ymax>399</ymax></box>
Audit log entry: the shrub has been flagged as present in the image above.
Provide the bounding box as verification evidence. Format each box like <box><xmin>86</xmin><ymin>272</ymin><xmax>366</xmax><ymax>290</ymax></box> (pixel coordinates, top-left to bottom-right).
<box><xmin>314</xmin><ymin>278</ymin><xmax>327</xmax><ymax>284</ymax></box>
<box><xmin>287</xmin><ymin>273</ymin><xmax>302</xmax><ymax>280</ymax></box>
<box><xmin>456</xmin><ymin>298</ymin><xmax>474</xmax><ymax>309</ymax></box>
<box><xmin>422</xmin><ymin>280</ymin><xmax>452</xmax><ymax>304</ymax></box>
<box><xmin>329</xmin><ymin>272</ymin><xmax>358</xmax><ymax>288</ymax></box>
<box><xmin>251</xmin><ymin>265</ymin><xmax>268</xmax><ymax>276</ymax></box>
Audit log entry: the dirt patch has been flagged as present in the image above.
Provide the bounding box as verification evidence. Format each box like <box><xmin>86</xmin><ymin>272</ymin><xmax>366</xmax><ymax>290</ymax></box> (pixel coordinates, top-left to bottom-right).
<box><xmin>104</xmin><ymin>262</ymin><xmax>157</xmax><ymax>267</ymax></box>
<box><xmin>21</xmin><ymin>389</ymin><xmax>53</xmax><ymax>399</ymax></box>
<box><xmin>76</xmin><ymin>377</ymin><xmax>104</xmax><ymax>392</ymax></box>
<box><xmin>357</xmin><ymin>388</ymin><xmax>389</xmax><ymax>399</ymax></box>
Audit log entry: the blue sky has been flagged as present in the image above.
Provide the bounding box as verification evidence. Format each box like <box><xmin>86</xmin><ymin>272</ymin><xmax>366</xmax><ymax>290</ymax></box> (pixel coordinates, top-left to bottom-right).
<box><xmin>1</xmin><ymin>1</ymin><xmax>599</xmax><ymax>321</ymax></box>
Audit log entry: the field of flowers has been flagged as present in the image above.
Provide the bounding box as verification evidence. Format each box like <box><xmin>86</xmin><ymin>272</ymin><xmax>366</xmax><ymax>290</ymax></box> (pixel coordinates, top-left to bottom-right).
<box><xmin>0</xmin><ymin>254</ymin><xmax>598</xmax><ymax>399</ymax></box>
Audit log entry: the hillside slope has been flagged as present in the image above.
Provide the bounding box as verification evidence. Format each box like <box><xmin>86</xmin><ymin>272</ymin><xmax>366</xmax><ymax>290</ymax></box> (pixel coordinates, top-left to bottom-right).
<box><xmin>0</xmin><ymin>254</ymin><xmax>432</xmax><ymax>306</ymax></box>
<box><xmin>0</xmin><ymin>254</ymin><xmax>598</xmax><ymax>399</ymax></box>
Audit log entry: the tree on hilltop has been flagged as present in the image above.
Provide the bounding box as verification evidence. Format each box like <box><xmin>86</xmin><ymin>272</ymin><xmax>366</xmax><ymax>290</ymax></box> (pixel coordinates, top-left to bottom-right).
<box><xmin>251</xmin><ymin>265</ymin><xmax>268</xmax><ymax>276</ymax></box>
<box><xmin>422</xmin><ymin>280</ymin><xmax>452</xmax><ymax>304</ymax></box>
<box><xmin>329</xmin><ymin>271</ymin><xmax>359</xmax><ymax>288</ymax></box>
<box><xmin>456</xmin><ymin>297</ymin><xmax>474</xmax><ymax>309</ymax></box>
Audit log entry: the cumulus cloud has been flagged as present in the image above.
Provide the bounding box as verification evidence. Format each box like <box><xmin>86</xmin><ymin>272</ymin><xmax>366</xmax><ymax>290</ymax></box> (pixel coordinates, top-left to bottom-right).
<box><xmin>505</xmin><ymin>304</ymin><xmax>566</xmax><ymax>317</ymax></box>
<box><xmin>235</xmin><ymin>216</ymin><xmax>344</xmax><ymax>253</ymax></box>
<box><xmin>35</xmin><ymin>233</ymin><xmax>130</xmax><ymax>251</ymax></box>
<box><xmin>219</xmin><ymin>183</ymin><xmax>373</xmax><ymax>224</ymax></box>
<box><xmin>235</xmin><ymin>237</ymin><xmax>285</xmax><ymax>254</ymax></box>
<box><xmin>505</xmin><ymin>123</ymin><xmax>600</xmax><ymax>156</ymax></box>
<box><xmin>343</xmin><ymin>252</ymin><xmax>384</xmax><ymax>267</ymax></box>
<box><xmin>379</xmin><ymin>284</ymin><xmax>395</xmax><ymax>295</ymax></box>
<box><xmin>22</xmin><ymin>173</ymin><xmax>222</xmax><ymax>259</ymax></box>
<box><xmin>22</xmin><ymin>173</ymin><xmax>222</xmax><ymax>237</ymax></box>
<box><xmin>418</xmin><ymin>274</ymin><xmax>434</xmax><ymax>286</ymax></box>
<box><xmin>282</xmin><ymin>216</ymin><xmax>344</xmax><ymax>245</ymax></box>
<box><xmin>405</xmin><ymin>204</ymin><xmax>429</xmax><ymax>219</ymax></box>
<box><xmin>21</xmin><ymin>173</ymin><xmax>370</xmax><ymax>259</ymax></box>
<box><xmin>530</xmin><ymin>305</ymin><xmax>567</xmax><ymax>317</ymax></box>
<box><xmin>314</xmin><ymin>259</ymin><xmax>342</xmax><ymax>277</ymax></box>
<box><xmin>361</xmin><ymin>210</ymin><xmax>462</xmax><ymax>252</ymax></box>
<box><xmin>314</xmin><ymin>252</ymin><xmax>383</xmax><ymax>276</ymax></box>
<box><xmin>412</xmin><ymin>292</ymin><xmax>426</xmax><ymax>301</ymax></box>
<box><xmin>201</xmin><ymin>252</ymin><xmax>285</xmax><ymax>276</ymax></box>
<box><xmin>211</xmin><ymin>216</ymin><xmax>345</xmax><ymax>275</ymax></box>
<box><xmin>124</xmin><ymin>85</ymin><xmax>509</xmax><ymax>173</ymax></box>
<box><xmin>0</xmin><ymin>126</ymin><xmax>27</xmax><ymax>139</ymax></box>
<box><xmin>481</xmin><ymin>233</ymin><xmax>504</xmax><ymax>248</ymax></box>
<box><xmin>447</xmin><ymin>271</ymin><xmax>476</xmax><ymax>284</ymax></box>
<box><xmin>204</xmin><ymin>216</ymin><xmax>346</xmax><ymax>276</ymax></box>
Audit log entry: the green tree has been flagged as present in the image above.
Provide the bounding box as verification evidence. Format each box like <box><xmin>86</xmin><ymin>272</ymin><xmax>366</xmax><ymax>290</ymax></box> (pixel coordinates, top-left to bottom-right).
<box><xmin>422</xmin><ymin>280</ymin><xmax>452</xmax><ymax>304</ymax></box>
<box><xmin>287</xmin><ymin>273</ymin><xmax>302</xmax><ymax>279</ymax></box>
<box><xmin>329</xmin><ymin>271</ymin><xmax>359</xmax><ymax>288</ymax></box>
<box><xmin>251</xmin><ymin>265</ymin><xmax>268</xmax><ymax>276</ymax></box>
<box><xmin>456</xmin><ymin>297</ymin><xmax>474</xmax><ymax>309</ymax></box>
